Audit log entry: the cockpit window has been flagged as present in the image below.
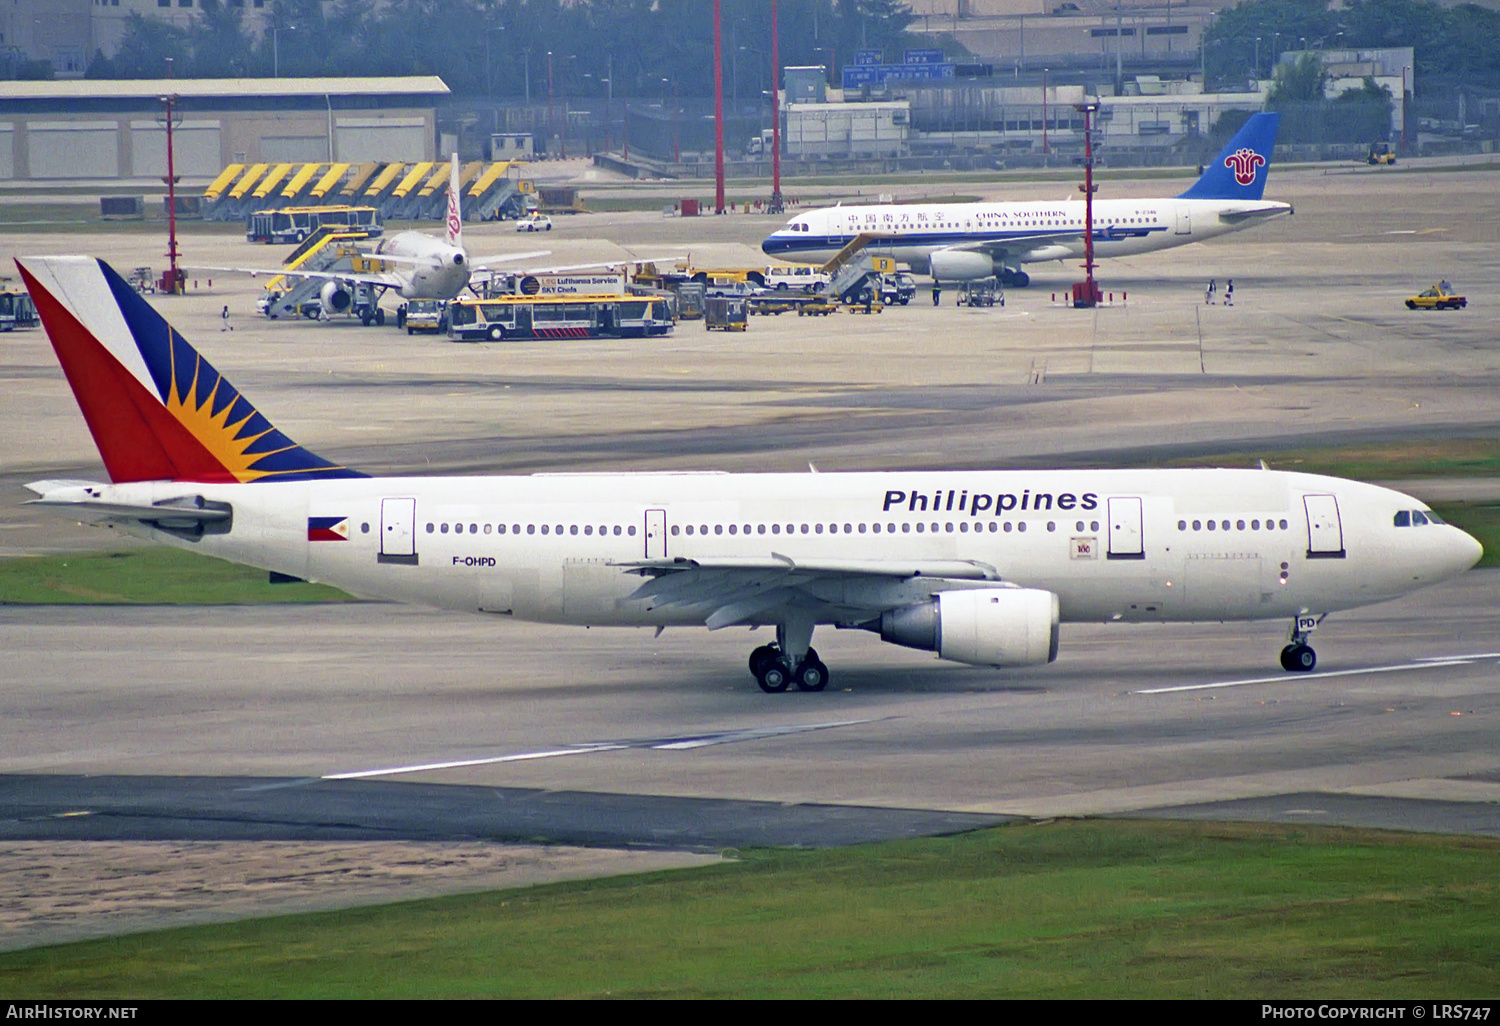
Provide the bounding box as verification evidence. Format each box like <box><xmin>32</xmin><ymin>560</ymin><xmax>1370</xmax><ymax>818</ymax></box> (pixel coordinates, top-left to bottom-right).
<box><xmin>1394</xmin><ymin>509</ymin><xmax>1441</xmax><ymax>527</ymax></box>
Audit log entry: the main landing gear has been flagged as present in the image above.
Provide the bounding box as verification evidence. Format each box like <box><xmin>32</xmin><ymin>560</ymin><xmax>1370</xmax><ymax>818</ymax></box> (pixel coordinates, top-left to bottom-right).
<box><xmin>999</xmin><ymin>269</ymin><xmax>1030</xmax><ymax>288</ymax></box>
<box><xmin>749</xmin><ymin>644</ymin><xmax>828</xmax><ymax>693</ymax></box>
<box><xmin>748</xmin><ymin>621</ymin><xmax>828</xmax><ymax>693</ymax></box>
<box><xmin>1279</xmin><ymin>614</ymin><xmax>1321</xmax><ymax>672</ymax></box>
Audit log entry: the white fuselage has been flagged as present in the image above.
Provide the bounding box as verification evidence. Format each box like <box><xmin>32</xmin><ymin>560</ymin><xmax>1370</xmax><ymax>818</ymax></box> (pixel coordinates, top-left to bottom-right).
<box><xmin>374</xmin><ymin>231</ymin><xmax>471</xmax><ymax>299</ymax></box>
<box><xmin>761</xmin><ymin>197</ymin><xmax>1292</xmax><ymax>274</ymax></box>
<box><xmin>89</xmin><ymin>468</ymin><xmax>1478</xmax><ymax>632</ymax></box>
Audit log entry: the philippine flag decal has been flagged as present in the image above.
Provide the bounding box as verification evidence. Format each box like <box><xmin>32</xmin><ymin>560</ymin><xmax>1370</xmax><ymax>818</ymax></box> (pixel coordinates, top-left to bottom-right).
<box><xmin>308</xmin><ymin>516</ymin><xmax>350</xmax><ymax>542</ymax></box>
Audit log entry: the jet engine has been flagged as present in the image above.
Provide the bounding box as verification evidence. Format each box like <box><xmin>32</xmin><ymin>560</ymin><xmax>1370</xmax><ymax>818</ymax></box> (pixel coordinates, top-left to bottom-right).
<box><xmin>319</xmin><ymin>280</ymin><xmax>353</xmax><ymax>314</ymax></box>
<box><xmin>927</xmin><ymin>249</ymin><xmax>997</xmax><ymax>282</ymax></box>
<box><xmin>876</xmin><ymin>588</ymin><xmax>1059</xmax><ymax>666</ymax></box>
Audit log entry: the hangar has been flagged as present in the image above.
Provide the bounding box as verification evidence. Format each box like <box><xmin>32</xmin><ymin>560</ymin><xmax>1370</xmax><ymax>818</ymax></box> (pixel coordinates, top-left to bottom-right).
<box><xmin>0</xmin><ymin>77</ymin><xmax>449</xmax><ymax>181</ymax></box>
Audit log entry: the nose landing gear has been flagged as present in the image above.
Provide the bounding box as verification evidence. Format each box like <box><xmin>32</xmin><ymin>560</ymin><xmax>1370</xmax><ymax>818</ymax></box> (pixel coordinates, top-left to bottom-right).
<box><xmin>1280</xmin><ymin>614</ymin><xmax>1322</xmax><ymax>672</ymax></box>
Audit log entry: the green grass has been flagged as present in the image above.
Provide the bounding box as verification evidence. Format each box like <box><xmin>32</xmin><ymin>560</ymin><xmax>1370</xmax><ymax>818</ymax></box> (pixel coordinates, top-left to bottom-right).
<box><xmin>1</xmin><ymin>820</ymin><xmax>1496</xmax><ymax>998</ymax></box>
<box><xmin>1430</xmin><ymin>503</ymin><xmax>1500</xmax><ymax>567</ymax></box>
<box><xmin>1162</xmin><ymin>439</ymin><xmax>1500</xmax><ymax>482</ymax></box>
<box><xmin>0</xmin><ymin>547</ymin><xmax>352</xmax><ymax>604</ymax></box>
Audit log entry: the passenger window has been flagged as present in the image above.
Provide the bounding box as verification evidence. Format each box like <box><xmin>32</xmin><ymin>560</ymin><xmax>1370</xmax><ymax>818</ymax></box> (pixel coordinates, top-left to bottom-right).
<box><xmin>1018</xmin><ymin>522</ymin><xmax>1027</xmax><ymax>533</ymax></box>
<box><xmin>426</xmin><ymin>523</ymin><xmax>435</xmax><ymax>533</ymax></box>
<box><xmin>628</xmin><ymin>526</ymin><xmax>636</xmax><ymax>536</ymax></box>
<box><xmin>441</xmin><ymin>523</ymin><xmax>450</xmax><ymax>534</ymax></box>
<box><xmin>484</xmin><ymin>524</ymin><xmax>492</xmax><ymax>534</ymax></box>
<box><xmin>1004</xmin><ymin>522</ymin><xmax>1013</xmax><ymax>533</ymax></box>
<box><xmin>527</xmin><ymin>525</ymin><xmax>536</xmax><ymax>535</ymax></box>
<box><xmin>540</xmin><ymin>525</ymin><xmax>548</xmax><ymax>535</ymax></box>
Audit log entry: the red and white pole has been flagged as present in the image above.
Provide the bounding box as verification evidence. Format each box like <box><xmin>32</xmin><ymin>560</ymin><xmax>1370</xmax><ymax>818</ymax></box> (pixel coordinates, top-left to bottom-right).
<box><xmin>714</xmin><ymin>0</ymin><xmax>726</xmax><ymax>214</ymax></box>
<box><xmin>770</xmin><ymin>0</ymin><xmax>783</xmax><ymax>213</ymax></box>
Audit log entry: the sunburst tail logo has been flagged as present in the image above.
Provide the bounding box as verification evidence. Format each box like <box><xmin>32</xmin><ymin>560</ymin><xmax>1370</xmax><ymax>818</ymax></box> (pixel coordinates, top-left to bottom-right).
<box><xmin>17</xmin><ymin>256</ymin><xmax>365</xmax><ymax>485</ymax></box>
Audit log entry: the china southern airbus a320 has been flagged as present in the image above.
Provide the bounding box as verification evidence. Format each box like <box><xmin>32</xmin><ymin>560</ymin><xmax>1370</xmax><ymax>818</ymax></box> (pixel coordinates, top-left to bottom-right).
<box><xmin>18</xmin><ymin>255</ymin><xmax>1480</xmax><ymax>692</ymax></box>
<box><xmin>763</xmin><ymin>112</ymin><xmax>1290</xmax><ymax>288</ymax></box>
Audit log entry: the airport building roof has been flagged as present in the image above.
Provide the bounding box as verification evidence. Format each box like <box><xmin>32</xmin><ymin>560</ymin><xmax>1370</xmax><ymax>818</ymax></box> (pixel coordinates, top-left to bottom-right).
<box><xmin>0</xmin><ymin>77</ymin><xmax>451</xmax><ymax>102</ymax></box>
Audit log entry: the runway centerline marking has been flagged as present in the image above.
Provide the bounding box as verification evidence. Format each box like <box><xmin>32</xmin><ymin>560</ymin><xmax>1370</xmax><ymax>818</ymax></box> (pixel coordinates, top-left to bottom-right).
<box><xmin>323</xmin><ymin>718</ymin><xmax>882</xmax><ymax>781</ymax></box>
<box><xmin>1137</xmin><ymin>658</ymin><xmax>1478</xmax><ymax>695</ymax></box>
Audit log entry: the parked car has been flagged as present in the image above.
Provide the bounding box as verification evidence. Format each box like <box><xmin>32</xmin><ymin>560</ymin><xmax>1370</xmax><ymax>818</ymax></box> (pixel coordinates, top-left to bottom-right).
<box><xmin>516</xmin><ymin>214</ymin><xmax>553</xmax><ymax>232</ymax></box>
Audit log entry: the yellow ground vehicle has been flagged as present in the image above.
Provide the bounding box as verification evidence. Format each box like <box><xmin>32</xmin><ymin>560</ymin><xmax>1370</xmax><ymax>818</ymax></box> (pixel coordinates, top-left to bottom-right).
<box><xmin>1405</xmin><ymin>282</ymin><xmax>1466</xmax><ymax>310</ymax></box>
<box><xmin>247</xmin><ymin>205</ymin><xmax>382</xmax><ymax>243</ymax></box>
<box><xmin>0</xmin><ymin>284</ymin><xmax>38</xmax><ymax>330</ymax></box>
<box><xmin>447</xmin><ymin>294</ymin><xmax>673</xmax><ymax>340</ymax></box>
<box><xmin>1367</xmin><ymin>142</ymin><xmax>1397</xmax><ymax>166</ymax></box>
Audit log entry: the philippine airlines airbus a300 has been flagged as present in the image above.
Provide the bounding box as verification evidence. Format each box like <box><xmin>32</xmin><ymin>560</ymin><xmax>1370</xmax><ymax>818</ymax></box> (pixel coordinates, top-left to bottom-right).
<box><xmin>762</xmin><ymin>112</ymin><xmax>1290</xmax><ymax>288</ymax></box>
<box><xmin>18</xmin><ymin>255</ymin><xmax>1480</xmax><ymax>692</ymax></box>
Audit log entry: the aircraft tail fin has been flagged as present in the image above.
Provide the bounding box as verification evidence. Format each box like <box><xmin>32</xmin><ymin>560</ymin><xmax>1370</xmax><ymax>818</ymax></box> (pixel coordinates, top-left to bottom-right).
<box><xmin>16</xmin><ymin>256</ymin><xmax>363</xmax><ymax>484</ymax></box>
<box><xmin>445</xmin><ymin>152</ymin><xmax>463</xmax><ymax>250</ymax></box>
<box><xmin>1177</xmin><ymin>111</ymin><xmax>1280</xmax><ymax>201</ymax></box>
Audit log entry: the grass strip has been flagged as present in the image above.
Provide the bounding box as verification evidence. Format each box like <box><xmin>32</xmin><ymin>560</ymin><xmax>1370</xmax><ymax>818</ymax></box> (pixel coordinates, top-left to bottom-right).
<box><xmin>0</xmin><ymin>547</ymin><xmax>352</xmax><ymax>604</ymax></box>
<box><xmin>0</xmin><ymin>820</ymin><xmax>1495</xmax><ymax>998</ymax></box>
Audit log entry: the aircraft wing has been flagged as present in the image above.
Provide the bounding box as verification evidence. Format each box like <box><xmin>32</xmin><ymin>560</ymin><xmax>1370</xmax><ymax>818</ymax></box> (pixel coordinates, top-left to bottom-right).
<box><xmin>948</xmin><ymin>230</ymin><xmax>1082</xmax><ymax>260</ymax></box>
<box><xmin>465</xmin><ymin>249</ymin><xmax>553</xmax><ymax>267</ymax></box>
<box><xmin>188</xmin><ymin>263</ymin><xmax>409</xmax><ymax>289</ymax></box>
<box><xmin>609</xmin><ymin>555</ymin><xmax>1008</xmax><ymax>630</ymax></box>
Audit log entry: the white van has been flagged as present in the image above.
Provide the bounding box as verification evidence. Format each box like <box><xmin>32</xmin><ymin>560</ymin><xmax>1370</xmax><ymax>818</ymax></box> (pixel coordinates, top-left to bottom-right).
<box><xmin>764</xmin><ymin>264</ymin><xmax>830</xmax><ymax>293</ymax></box>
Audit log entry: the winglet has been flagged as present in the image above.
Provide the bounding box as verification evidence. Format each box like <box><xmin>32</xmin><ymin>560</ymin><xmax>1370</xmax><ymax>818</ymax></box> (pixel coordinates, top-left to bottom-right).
<box><xmin>1177</xmin><ymin>112</ymin><xmax>1280</xmax><ymax>201</ymax></box>
<box><xmin>17</xmin><ymin>256</ymin><xmax>363</xmax><ymax>484</ymax></box>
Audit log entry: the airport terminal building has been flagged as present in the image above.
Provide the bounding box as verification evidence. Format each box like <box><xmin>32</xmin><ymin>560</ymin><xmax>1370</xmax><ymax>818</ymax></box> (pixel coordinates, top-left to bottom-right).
<box><xmin>0</xmin><ymin>77</ymin><xmax>449</xmax><ymax>181</ymax></box>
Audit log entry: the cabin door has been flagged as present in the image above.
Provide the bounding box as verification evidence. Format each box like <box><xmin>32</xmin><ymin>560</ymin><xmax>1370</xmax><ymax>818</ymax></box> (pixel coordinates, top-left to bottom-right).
<box><xmin>1303</xmin><ymin>494</ymin><xmax>1346</xmax><ymax>558</ymax></box>
<box><xmin>1107</xmin><ymin>496</ymin><xmax>1145</xmax><ymax>560</ymax></box>
<box><xmin>379</xmin><ymin>497</ymin><xmax>417</xmax><ymax>564</ymax></box>
<box><xmin>644</xmin><ymin>509</ymin><xmax>666</xmax><ymax>559</ymax></box>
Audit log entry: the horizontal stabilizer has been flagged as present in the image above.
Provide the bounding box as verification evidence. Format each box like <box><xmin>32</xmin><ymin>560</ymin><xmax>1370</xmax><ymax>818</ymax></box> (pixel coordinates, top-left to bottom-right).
<box><xmin>25</xmin><ymin>480</ymin><xmax>231</xmax><ymax>531</ymax></box>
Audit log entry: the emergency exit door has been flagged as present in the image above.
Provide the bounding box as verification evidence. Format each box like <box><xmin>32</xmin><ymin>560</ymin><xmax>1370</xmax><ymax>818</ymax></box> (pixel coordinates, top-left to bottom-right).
<box><xmin>1303</xmin><ymin>494</ymin><xmax>1346</xmax><ymax>558</ymax></box>
<box><xmin>1107</xmin><ymin>496</ymin><xmax>1145</xmax><ymax>560</ymax></box>
<box><xmin>379</xmin><ymin>497</ymin><xmax>418</xmax><ymax>565</ymax></box>
<box><xmin>644</xmin><ymin>509</ymin><xmax>666</xmax><ymax>559</ymax></box>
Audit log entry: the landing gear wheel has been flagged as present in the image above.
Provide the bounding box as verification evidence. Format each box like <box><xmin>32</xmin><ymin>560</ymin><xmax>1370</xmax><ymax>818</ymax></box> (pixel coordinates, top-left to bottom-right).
<box><xmin>1280</xmin><ymin>644</ymin><xmax>1317</xmax><ymax>672</ymax></box>
<box><xmin>793</xmin><ymin>654</ymin><xmax>829</xmax><ymax>692</ymax></box>
<box><xmin>756</xmin><ymin>659</ymin><xmax>791</xmax><ymax>694</ymax></box>
<box><xmin>375</xmin><ymin>308</ymin><xmax>386</xmax><ymax>326</ymax></box>
<box><xmin>749</xmin><ymin>644</ymin><xmax>779</xmax><ymax>675</ymax></box>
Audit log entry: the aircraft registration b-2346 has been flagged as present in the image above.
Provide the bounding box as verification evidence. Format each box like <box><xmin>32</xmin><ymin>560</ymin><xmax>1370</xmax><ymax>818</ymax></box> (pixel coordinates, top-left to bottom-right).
<box><xmin>762</xmin><ymin>112</ymin><xmax>1291</xmax><ymax>288</ymax></box>
<box><xmin>17</xmin><ymin>254</ymin><xmax>1482</xmax><ymax>692</ymax></box>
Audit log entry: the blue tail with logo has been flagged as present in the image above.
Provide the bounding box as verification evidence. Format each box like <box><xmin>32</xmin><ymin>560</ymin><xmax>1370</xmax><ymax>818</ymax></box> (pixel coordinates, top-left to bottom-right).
<box><xmin>1177</xmin><ymin>112</ymin><xmax>1280</xmax><ymax>201</ymax></box>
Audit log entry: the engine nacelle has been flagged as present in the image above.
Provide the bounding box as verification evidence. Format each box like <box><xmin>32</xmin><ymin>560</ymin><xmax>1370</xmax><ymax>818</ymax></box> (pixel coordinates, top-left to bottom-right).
<box><xmin>879</xmin><ymin>588</ymin><xmax>1059</xmax><ymax>667</ymax></box>
<box><xmin>319</xmin><ymin>280</ymin><xmax>353</xmax><ymax>313</ymax></box>
<box><xmin>927</xmin><ymin>249</ymin><xmax>997</xmax><ymax>282</ymax></box>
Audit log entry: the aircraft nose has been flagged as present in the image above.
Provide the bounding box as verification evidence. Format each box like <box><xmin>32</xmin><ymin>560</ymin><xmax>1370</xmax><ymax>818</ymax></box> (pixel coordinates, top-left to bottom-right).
<box><xmin>1451</xmin><ymin>526</ymin><xmax>1484</xmax><ymax>574</ymax></box>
